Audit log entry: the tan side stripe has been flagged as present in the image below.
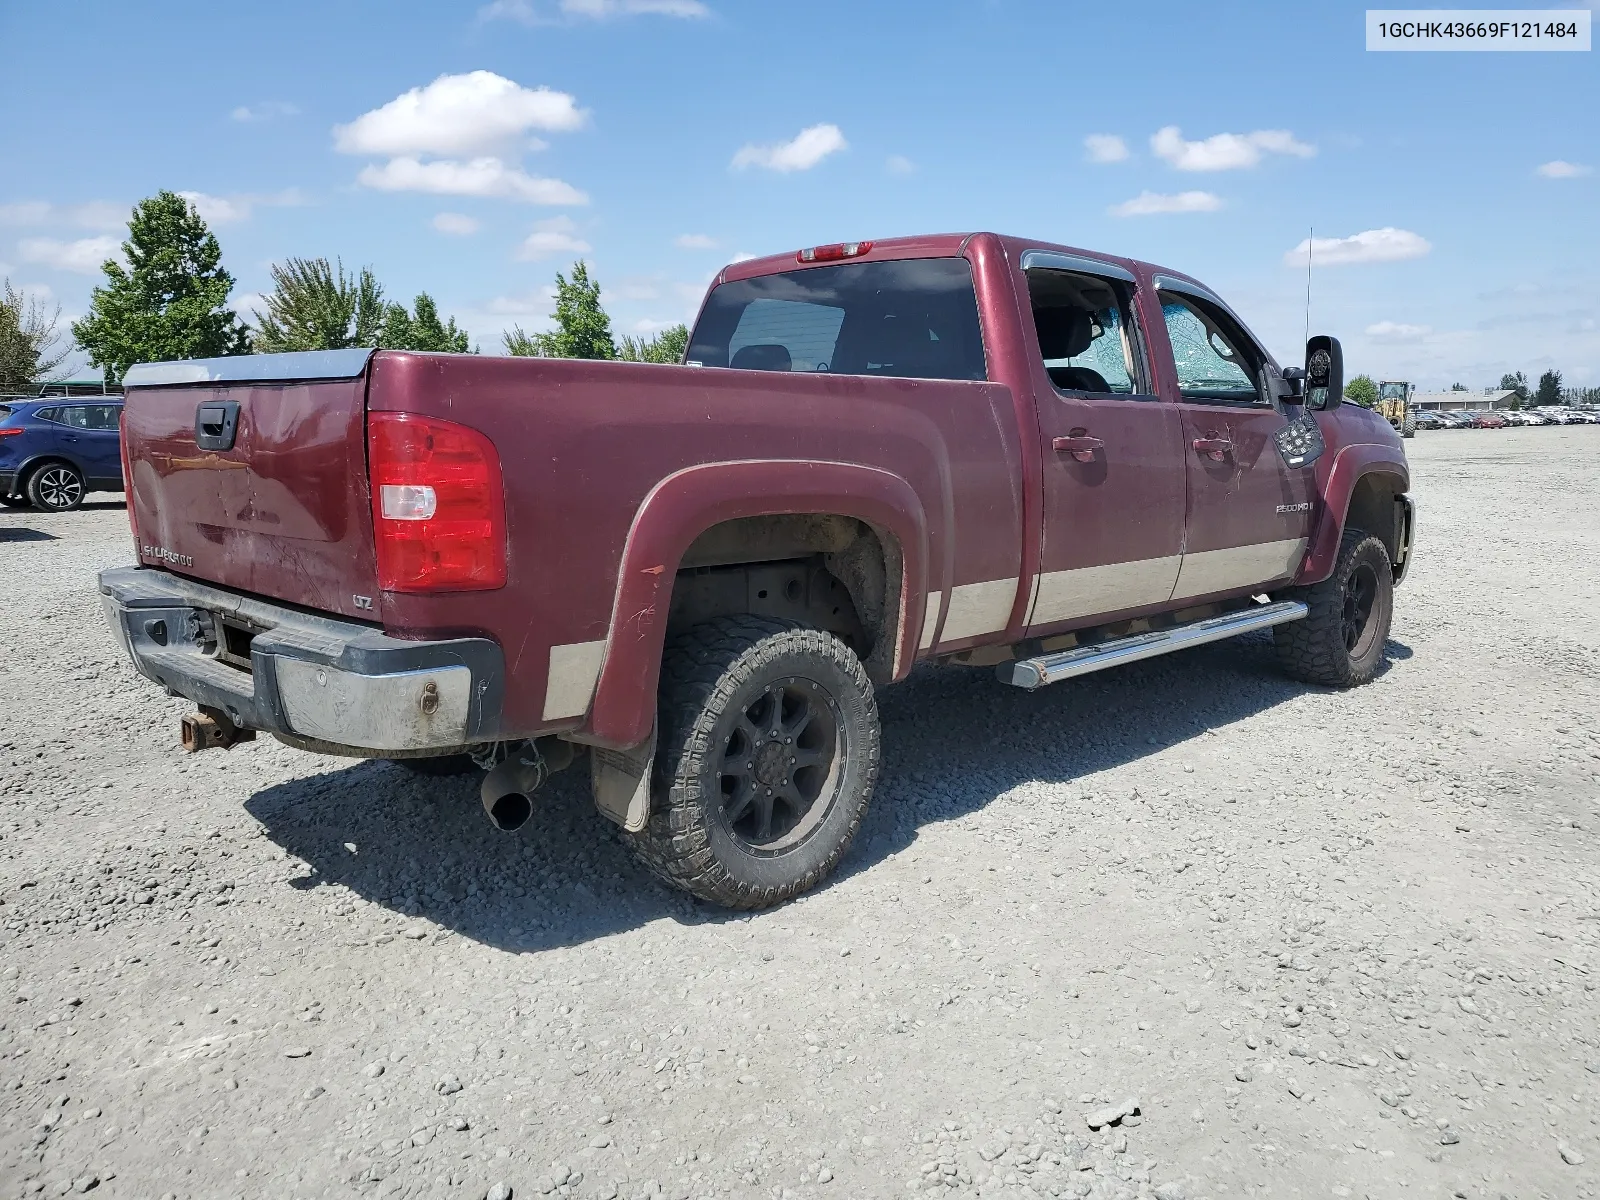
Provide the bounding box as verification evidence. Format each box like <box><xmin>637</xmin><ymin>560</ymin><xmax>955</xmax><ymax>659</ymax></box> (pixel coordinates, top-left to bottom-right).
<box><xmin>940</xmin><ymin>578</ymin><xmax>1018</xmax><ymax>642</ymax></box>
<box><xmin>543</xmin><ymin>639</ymin><xmax>607</xmax><ymax>721</ymax></box>
<box><xmin>918</xmin><ymin>593</ymin><xmax>943</xmax><ymax>650</ymax></box>
<box><xmin>1030</xmin><ymin>555</ymin><xmax>1182</xmax><ymax>626</ymax></box>
<box><xmin>1170</xmin><ymin>538</ymin><xmax>1307</xmax><ymax>601</ymax></box>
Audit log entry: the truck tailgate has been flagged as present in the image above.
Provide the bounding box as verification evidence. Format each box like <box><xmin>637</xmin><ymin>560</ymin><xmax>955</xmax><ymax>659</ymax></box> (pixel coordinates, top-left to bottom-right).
<box><xmin>122</xmin><ymin>366</ymin><xmax>379</xmax><ymax>621</ymax></box>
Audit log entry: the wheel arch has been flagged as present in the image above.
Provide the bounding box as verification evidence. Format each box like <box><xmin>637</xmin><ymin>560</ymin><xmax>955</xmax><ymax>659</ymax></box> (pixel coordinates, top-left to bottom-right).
<box><xmin>1298</xmin><ymin>445</ymin><xmax>1410</xmax><ymax>586</ymax></box>
<box><xmin>585</xmin><ymin>460</ymin><xmax>929</xmax><ymax>749</ymax></box>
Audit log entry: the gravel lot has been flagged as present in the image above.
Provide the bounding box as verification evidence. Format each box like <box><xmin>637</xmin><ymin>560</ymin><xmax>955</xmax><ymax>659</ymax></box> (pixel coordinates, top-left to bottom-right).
<box><xmin>3</xmin><ymin>427</ymin><xmax>1599</xmax><ymax>1200</ymax></box>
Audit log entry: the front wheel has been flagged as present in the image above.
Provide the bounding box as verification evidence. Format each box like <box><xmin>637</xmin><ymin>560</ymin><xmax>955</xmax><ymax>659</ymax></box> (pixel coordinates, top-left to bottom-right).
<box><xmin>627</xmin><ymin>616</ymin><xmax>880</xmax><ymax>910</ymax></box>
<box><xmin>27</xmin><ymin>463</ymin><xmax>86</xmax><ymax>512</ymax></box>
<box><xmin>1273</xmin><ymin>530</ymin><xmax>1394</xmax><ymax>688</ymax></box>
<box><xmin>1401</xmin><ymin>410</ymin><xmax>1417</xmax><ymax>439</ymax></box>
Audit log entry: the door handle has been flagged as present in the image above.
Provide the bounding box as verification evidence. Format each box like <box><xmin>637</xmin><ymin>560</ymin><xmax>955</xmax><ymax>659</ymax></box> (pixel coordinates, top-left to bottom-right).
<box><xmin>1192</xmin><ymin>436</ymin><xmax>1233</xmax><ymax>462</ymax></box>
<box><xmin>1052</xmin><ymin>434</ymin><xmax>1104</xmax><ymax>463</ymax></box>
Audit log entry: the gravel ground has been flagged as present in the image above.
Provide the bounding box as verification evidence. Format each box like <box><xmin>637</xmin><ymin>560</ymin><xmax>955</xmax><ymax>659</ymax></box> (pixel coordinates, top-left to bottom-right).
<box><xmin>3</xmin><ymin>426</ymin><xmax>1599</xmax><ymax>1200</ymax></box>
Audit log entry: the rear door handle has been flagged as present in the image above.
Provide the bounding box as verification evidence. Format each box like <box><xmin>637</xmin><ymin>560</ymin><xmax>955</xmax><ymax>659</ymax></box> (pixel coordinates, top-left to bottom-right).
<box><xmin>1192</xmin><ymin>436</ymin><xmax>1233</xmax><ymax>461</ymax></box>
<box><xmin>1052</xmin><ymin>434</ymin><xmax>1104</xmax><ymax>463</ymax></box>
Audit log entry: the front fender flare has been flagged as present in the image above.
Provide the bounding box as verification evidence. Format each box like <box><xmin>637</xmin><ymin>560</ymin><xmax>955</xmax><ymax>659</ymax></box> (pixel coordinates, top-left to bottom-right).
<box><xmin>585</xmin><ymin>459</ymin><xmax>930</xmax><ymax>749</ymax></box>
<box><xmin>1297</xmin><ymin>443</ymin><xmax>1410</xmax><ymax>585</ymax></box>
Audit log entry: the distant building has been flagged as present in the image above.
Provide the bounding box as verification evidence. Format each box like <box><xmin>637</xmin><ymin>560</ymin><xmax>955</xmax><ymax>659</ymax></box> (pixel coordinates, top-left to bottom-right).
<box><xmin>1412</xmin><ymin>389</ymin><xmax>1516</xmax><ymax>411</ymax></box>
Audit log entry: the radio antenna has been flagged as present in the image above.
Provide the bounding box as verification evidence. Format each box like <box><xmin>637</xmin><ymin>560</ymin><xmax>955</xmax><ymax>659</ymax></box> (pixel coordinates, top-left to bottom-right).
<box><xmin>1304</xmin><ymin>226</ymin><xmax>1313</xmax><ymax>345</ymax></box>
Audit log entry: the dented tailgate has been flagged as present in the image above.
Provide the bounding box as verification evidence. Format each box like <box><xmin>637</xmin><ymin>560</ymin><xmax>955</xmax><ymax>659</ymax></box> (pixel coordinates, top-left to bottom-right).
<box><xmin>121</xmin><ymin>350</ymin><xmax>380</xmax><ymax>621</ymax></box>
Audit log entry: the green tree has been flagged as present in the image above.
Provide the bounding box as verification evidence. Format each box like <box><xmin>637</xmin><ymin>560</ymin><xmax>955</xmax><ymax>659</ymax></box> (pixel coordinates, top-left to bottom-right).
<box><xmin>617</xmin><ymin>323</ymin><xmax>688</xmax><ymax>364</ymax></box>
<box><xmin>1535</xmin><ymin>368</ymin><xmax>1563</xmax><ymax>406</ymax></box>
<box><xmin>253</xmin><ymin>258</ymin><xmax>385</xmax><ymax>352</ymax></box>
<box><xmin>503</xmin><ymin>261</ymin><xmax>614</xmax><ymax>359</ymax></box>
<box><xmin>0</xmin><ymin>279</ymin><xmax>70</xmax><ymax>392</ymax></box>
<box><xmin>1343</xmin><ymin>374</ymin><xmax>1378</xmax><ymax>408</ymax></box>
<box><xmin>1498</xmin><ymin>371</ymin><xmax>1530</xmax><ymax>404</ymax></box>
<box><xmin>1450</xmin><ymin>382</ymin><xmax>1467</xmax><ymax>391</ymax></box>
<box><xmin>396</xmin><ymin>293</ymin><xmax>470</xmax><ymax>353</ymax></box>
<box><xmin>71</xmin><ymin>190</ymin><xmax>250</xmax><ymax>383</ymax></box>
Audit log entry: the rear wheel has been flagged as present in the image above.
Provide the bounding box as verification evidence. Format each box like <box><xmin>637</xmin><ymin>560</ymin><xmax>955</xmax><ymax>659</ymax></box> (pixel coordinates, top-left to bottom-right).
<box><xmin>627</xmin><ymin>615</ymin><xmax>880</xmax><ymax>910</ymax></box>
<box><xmin>1401</xmin><ymin>410</ymin><xmax>1416</xmax><ymax>438</ymax></box>
<box><xmin>1273</xmin><ymin>530</ymin><xmax>1394</xmax><ymax>688</ymax></box>
<box><xmin>26</xmin><ymin>462</ymin><xmax>86</xmax><ymax>512</ymax></box>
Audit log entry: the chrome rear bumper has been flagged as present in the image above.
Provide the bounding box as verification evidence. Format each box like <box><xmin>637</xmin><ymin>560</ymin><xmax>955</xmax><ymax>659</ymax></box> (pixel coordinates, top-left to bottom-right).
<box><xmin>98</xmin><ymin>567</ymin><xmax>504</xmax><ymax>752</ymax></box>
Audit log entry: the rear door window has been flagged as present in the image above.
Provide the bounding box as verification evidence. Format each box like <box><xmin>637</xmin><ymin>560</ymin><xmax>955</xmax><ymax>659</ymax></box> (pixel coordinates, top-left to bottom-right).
<box><xmin>689</xmin><ymin>257</ymin><xmax>987</xmax><ymax>382</ymax></box>
<box><xmin>1025</xmin><ymin>268</ymin><xmax>1149</xmax><ymax>397</ymax></box>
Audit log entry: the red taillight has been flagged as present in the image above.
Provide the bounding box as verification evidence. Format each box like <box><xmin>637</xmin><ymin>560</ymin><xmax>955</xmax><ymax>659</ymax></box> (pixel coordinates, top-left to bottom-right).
<box><xmin>797</xmin><ymin>240</ymin><xmax>873</xmax><ymax>264</ymax></box>
<box><xmin>0</xmin><ymin>427</ymin><xmax>23</xmax><ymax>437</ymax></box>
<box><xmin>368</xmin><ymin>412</ymin><xmax>507</xmax><ymax>593</ymax></box>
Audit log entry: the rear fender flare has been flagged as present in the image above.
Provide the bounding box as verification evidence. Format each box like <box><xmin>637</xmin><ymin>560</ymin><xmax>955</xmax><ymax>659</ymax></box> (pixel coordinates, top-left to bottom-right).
<box><xmin>586</xmin><ymin>459</ymin><xmax>929</xmax><ymax>748</ymax></box>
<box><xmin>1298</xmin><ymin>444</ymin><xmax>1410</xmax><ymax>585</ymax></box>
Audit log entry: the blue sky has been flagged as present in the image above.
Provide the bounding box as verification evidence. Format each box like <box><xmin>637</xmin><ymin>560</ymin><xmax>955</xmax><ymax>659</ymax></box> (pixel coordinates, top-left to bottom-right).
<box><xmin>2</xmin><ymin>0</ymin><xmax>1595</xmax><ymax>388</ymax></box>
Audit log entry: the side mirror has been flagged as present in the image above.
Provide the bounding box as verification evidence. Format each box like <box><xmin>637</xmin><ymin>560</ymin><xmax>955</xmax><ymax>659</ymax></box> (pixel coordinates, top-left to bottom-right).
<box><xmin>1303</xmin><ymin>335</ymin><xmax>1343</xmax><ymax>411</ymax></box>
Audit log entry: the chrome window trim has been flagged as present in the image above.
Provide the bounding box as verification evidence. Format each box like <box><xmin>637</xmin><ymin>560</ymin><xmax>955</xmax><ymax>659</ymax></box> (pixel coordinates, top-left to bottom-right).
<box><xmin>1020</xmin><ymin>250</ymin><xmax>1136</xmax><ymax>284</ymax></box>
<box><xmin>1153</xmin><ymin>273</ymin><xmax>1227</xmax><ymax>309</ymax></box>
<box><xmin>123</xmin><ymin>348</ymin><xmax>376</xmax><ymax>388</ymax></box>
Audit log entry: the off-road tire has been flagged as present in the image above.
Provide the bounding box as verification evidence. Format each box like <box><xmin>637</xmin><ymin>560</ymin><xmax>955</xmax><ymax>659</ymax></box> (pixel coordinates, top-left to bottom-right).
<box><xmin>626</xmin><ymin>615</ymin><xmax>880</xmax><ymax>910</ymax></box>
<box><xmin>394</xmin><ymin>754</ymin><xmax>479</xmax><ymax>777</ymax></box>
<box><xmin>1273</xmin><ymin>529</ymin><xmax>1394</xmax><ymax>688</ymax></box>
<box><xmin>1401</xmin><ymin>410</ymin><xmax>1417</xmax><ymax>439</ymax></box>
<box><xmin>26</xmin><ymin>461</ymin><xmax>86</xmax><ymax>512</ymax></box>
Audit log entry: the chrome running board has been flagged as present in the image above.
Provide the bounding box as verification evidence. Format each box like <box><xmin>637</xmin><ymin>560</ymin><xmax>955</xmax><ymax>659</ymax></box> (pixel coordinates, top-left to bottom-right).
<box><xmin>997</xmin><ymin>600</ymin><xmax>1309</xmax><ymax>690</ymax></box>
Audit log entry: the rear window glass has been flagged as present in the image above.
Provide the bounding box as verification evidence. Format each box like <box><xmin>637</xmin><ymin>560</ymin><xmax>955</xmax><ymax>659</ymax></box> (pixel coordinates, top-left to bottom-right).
<box><xmin>688</xmin><ymin>257</ymin><xmax>987</xmax><ymax>382</ymax></box>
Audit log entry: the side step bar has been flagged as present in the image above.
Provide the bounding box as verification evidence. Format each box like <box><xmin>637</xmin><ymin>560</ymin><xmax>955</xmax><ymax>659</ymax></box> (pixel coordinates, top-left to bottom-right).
<box><xmin>997</xmin><ymin>600</ymin><xmax>1309</xmax><ymax>690</ymax></box>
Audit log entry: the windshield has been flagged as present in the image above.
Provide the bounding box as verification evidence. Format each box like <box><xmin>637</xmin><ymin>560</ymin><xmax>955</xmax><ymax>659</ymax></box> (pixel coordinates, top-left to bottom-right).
<box><xmin>687</xmin><ymin>257</ymin><xmax>987</xmax><ymax>382</ymax></box>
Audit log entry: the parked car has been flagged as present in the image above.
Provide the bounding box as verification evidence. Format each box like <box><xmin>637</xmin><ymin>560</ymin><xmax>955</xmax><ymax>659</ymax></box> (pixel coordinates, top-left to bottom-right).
<box><xmin>100</xmin><ymin>232</ymin><xmax>1416</xmax><ymax>909</ymax></box>
<box><xmin>1433</xmin><ymin>411</ymin><xmax>1471</xmax><ymax>428</ymax></box>
<box><xmin>1414</xmin><ymin>411</ymin><xmax>1446</xmax><ymax>430</ymax></box>
<box><xmin>0</xmin><ymin>397</ymin><xmax>126</xmax><ymax>511</ymax></box>
<box><xmin>1472</xmin><ymin>412</ymin><xmax>1507</xmax><ymax>429</ymax></box>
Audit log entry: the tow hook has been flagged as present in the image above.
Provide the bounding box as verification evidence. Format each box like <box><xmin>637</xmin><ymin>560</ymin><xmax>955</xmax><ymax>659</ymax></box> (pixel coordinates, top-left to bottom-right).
<box><xmin>181</xmin><ymin>706</ymin><xmax>257</xmax><ymax>752</ymax></box>
<box><xmin>479</xmin><ymin>737</ymin><xmax>576</xmax><ymax>832</ymax></box>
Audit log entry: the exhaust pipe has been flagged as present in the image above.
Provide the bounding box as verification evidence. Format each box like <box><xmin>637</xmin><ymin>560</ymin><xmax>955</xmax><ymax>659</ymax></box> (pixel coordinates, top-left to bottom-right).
<box><xmin>478</xmin><ymin>739</ymin><xmax>572</xmax><ymax>832</ymax></box>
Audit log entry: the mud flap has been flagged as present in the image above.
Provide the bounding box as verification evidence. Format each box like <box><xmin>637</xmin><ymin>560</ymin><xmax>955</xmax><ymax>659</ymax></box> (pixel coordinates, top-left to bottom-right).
<box><xmin>591</xmin><ymin>726</ymin><xmax>656</xmax><ymax>833</ymax></box>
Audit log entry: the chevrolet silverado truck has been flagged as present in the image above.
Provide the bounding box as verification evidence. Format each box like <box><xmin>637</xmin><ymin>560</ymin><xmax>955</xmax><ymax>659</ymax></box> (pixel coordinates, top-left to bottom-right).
<box><xmin>100</xmin><ymin>232</ymin><xmax>1416</xmax><ymax>909</ymax></box>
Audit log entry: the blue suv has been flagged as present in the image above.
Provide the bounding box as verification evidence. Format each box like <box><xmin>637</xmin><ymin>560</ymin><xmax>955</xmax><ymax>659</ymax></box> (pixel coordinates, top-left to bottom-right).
<box><xmin>0</xmin><ymin>397</ymin><xmax>126</xmax><ymax>512</ymax></box>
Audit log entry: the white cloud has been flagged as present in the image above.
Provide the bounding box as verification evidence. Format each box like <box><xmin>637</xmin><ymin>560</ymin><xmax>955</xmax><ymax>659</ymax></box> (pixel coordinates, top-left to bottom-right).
<box><xmin>334</xmin><ymin>71</ymin><xmax>585</xmax><ymax>158</ymax></box>
<box><xmin>1283</xmin><ymin>227</ymin><xmax>1431</xmax><ymax>267</ymax></box>
<box><xmin>1084</xmin><ymin>134</ymin><xmax>1129</xmax><ymax>164</ymax></box>
<box><xmin>731</xmin><ymin>123</ymin><xmax>846</xmax><ymax>173</ymax></box>
<box><xmin>432</xmin><ymin>212</ymin><xmax>482</xmax><ymax>236</ymax></box>
<box><xmin>1110</xmin><ymin>190</ymin><xmax>1222</xmax><ymax>217</ymax></box>
<box><xmin>359</xmin><ymin>157</ymin><xmax>587</xmax><ymax>205</ymax></box>
<box><xmin>485</xmin><ymin>289</ymin><xmax>559</xmax><ymax>315</ymax></box>
<box><xmin>17</xmin><ymin>236</ymin><xmax>120</xmax><ymax>274</ymax></box>
<box><xmin>1537</xmin><ymin>160</ymin><xmax>1592</xmax><ymax>179</ymax></box>
<box><xmin>233</xmin><ymin>291</ymin><xmax>270</xmax><ymax>320</ymax></box>
<box><xmin>1365</xmin><ymin>321</ymin><xmax>1432</xmax><ymax>340</ymax></box>
<box><xmin>729</xmin><ymin>251</ymin><xmax>757</xmax><ymax>263</ymax></box>
<box><xmin>479</xmin><ymin>0</ymin><xmax>708</xmax><ymax>21</ymax></box>
<box><xmin>674</xmin><ymin>233</ymin><xmax>717</xmax><ymax>249</ymax></box>
<box><xmin>177</xmin><ymin>189</ymin><xmax>303</xmax><ymax>226</ymax></box>
<box><xmin>1150</xmin><ymin>126</ymin><xmax>1315</xmax><ymax>171</ymax></box>
<box><xmin>885</xmin><ymin>154</ymin><xmax>916</xmax><ymax>175</ymax></box>
<box><xmin>611</xmin><ymin>274</ymin><xmax>665</xmax><ymax>301</ymax></box>
<box><xmin>515</xmin><ymin>215</ymin><xmax>591</xmax><ymax>260</ymax></box>
<box><xmin>231</xmin><ymin>101</ymin><xmax>299</xmax><ymax>122</ymax></box>
<box><xmin>0</xmin><ymin>200</ymin><xmax>126</xmax><ymax>231</ymax></box>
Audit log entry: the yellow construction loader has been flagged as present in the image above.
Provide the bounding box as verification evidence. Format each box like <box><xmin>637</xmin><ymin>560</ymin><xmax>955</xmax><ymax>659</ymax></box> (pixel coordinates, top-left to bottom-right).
<box><xmin>1378</xmin><ymin>380</ymin><xmax>1416</xmax><ymax>439</ymax></box>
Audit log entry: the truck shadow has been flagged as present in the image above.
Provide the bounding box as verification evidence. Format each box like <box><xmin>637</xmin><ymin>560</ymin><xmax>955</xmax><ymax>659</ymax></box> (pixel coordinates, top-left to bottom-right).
<box><xmin>244</xmin><ymin>632</ymin><xmax>1405</xmax><ymax>953</ymax></box>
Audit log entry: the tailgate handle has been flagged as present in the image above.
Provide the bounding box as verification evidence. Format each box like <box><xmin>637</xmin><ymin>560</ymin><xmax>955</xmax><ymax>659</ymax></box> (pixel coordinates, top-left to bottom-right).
<box><xmin>194</xmin><ymin>400</ymin><xmax>240</xmax><ymax>451</ymax></box>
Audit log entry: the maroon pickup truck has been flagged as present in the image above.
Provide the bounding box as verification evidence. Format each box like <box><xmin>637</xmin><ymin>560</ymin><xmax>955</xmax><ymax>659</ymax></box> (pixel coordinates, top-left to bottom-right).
<box><xmin>101</xmin><ymin>232</ymin><xmax>1415</xmax><ymax>908</ymax></box>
